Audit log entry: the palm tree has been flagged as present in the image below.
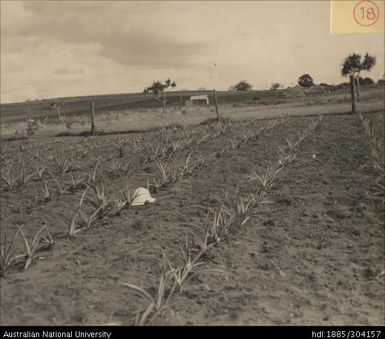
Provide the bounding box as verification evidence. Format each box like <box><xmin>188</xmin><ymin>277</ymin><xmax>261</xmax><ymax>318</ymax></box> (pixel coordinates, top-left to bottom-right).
<box><xmin>341</xmin><ymin>53</ymin><xmax>376</xmax><ymax>101</ymax></box>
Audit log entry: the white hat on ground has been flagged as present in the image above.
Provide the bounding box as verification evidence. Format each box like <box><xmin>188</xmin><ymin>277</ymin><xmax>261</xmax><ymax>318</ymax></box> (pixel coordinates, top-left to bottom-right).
<box><xmin>131</xmin><ymin>187</ymin><xmax>156</xmax><ymax>206</ymax></box>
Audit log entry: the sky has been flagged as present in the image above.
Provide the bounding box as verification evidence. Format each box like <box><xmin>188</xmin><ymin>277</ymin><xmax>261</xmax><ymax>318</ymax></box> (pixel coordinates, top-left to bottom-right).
<box><xmin>1</xmin><ymin>0</ymin><xmax>384</xmax><ymax>104</ymax></box>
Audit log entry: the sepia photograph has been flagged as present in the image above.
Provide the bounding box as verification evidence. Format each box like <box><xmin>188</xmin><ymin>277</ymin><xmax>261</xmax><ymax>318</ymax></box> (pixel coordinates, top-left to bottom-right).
<box><xmin>0</xmin><ymin>0</ymin><xmax>384</xmax><ymax>331</ymax></box>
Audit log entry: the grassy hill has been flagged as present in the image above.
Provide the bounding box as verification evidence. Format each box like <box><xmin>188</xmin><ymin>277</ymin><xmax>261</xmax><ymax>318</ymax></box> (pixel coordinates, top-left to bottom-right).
<box><xmin>0</xmin><ymin>89</ymin><xmax>288</xmax><ymax>123</ymax></box>
<box><xmin>1</xmin><ymin>84</ymin><xmax>381</xmax><ymax>123</ymax></box>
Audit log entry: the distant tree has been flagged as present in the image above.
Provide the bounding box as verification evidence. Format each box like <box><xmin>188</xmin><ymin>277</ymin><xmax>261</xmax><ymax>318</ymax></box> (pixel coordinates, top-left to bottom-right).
<box><xmin>359</xmin><ymin>77</ymin><xmax>374</xmax><ymax>85</ymax></box>
<box><xmin>144</xmin><ymin>79</ymin><xmax>176</xmax><ymax>111</ymax></box>
<box><xmin>270</xmin><ymin>83</ymin><xmax>283</xmax><ymax>90</ymax></box>
<box><xmin>229</xmin><ymin>80</ymin><xmax>253</xmax><ymax>91</ymax></box>
<box><xmin>341</xmin><ymin>53</ymin><xmax>376</xmax><ymax>101</ymax></box>
<box><xmin>298</xmin><ymin>74</ymin><xmax>314</xmax><ymax>88</ymax></box>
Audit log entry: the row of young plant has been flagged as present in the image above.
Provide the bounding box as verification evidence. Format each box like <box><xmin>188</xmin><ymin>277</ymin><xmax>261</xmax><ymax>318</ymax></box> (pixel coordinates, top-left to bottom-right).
<box><xmin>0</xmin><ymin>118</ymin><xmax>275</xmax><ymax>222</ymax></box>
<box><xmin>0</xmin><ymin>179</ymin><xmax>146</xmax><ymax>277</ymax></box>
<box><xmin>0</xmin><ymin>132</ymin><xmax>159</xmax><ymax>276</ymax></box>
<box><xmin>112</xmin><ymin>118</ymin><xmax>245</xmax><ymax>166</ymax></box>
<box><xmin>0</xmin><ymin>121</ymin><xmax>230</xmax><ymax>274</ymax></box>
<box><xmin>0</xmin><ymin>129</ymin><xmax>188</xmax><ymax>215</ymax></box>
<box><xmin>0</xmin><ymin>119</ymin><xmax>271</xmax><ymax>274</ymax></box>
<box><xmin>100</xmin><ymin>118</ymin><xmax>280</xmax><ymax>193</ymax></box>
<box><xmin>0</xmin><ymin>116</ymin><xmax>308</xmax><ymax>279</ymax></box>
<box><xmin>44</xmin><ymin>119</ymin><xmax>288</xmax><ymax>248</ymax></box>
<box><xmin>0</xmin><ymin>120</ymin><xmax>258</xmax><ymax>277</ymax></box>
<box><xmin>147</xmin><ymin>118</ymin><xmax>284</xmax><ymax>193</ymax></box>
<box><xmin>0</xmin><ymin>126</ymin><xmax>177</xmax><ymax>191</ymax></box>
<box><xmin>119</xmin><ymin>115</ymin><xmax>324</xmax><ymax>325</ymax></box>
<box><xmin>0</xmin><ymin>119</ymin><xmax>234</xmax><ymax>193</ymax></box>
<box><xmin>358</xmin><ymin>113</ymin><xmax>384</xmax><ymax>200</ymax></box>
<box><xmin>0</xmin><ymin>221</ymin><xmax>54</xmax><ymax>277</ymax></box>
<box><xmin>0</xmin><ymin>115</ymin><xmax>272</xmax><ymax>195</ymax></box>
<box><xmin>53</xmin><ymin>119</ymin><xmax>230</xmax><ymax>166</ymax></box>
<box><xmin>0</xmin><ymin>117</ymin><xmax>287</xmax><ymax>278</ymax></box>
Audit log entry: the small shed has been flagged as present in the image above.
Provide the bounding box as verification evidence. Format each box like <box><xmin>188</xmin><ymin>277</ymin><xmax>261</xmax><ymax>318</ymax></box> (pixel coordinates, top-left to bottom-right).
<box><xmin>188</xmin><ymin>95</ymin><xmax>209</xmax><ymax>105</ymax></box>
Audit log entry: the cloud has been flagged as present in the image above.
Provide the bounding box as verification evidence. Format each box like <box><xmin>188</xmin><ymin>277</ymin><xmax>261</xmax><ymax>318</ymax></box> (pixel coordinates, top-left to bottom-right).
<box><xmin>53</xmin><ymin>68</ymin><xmax>85</xmax><ymax>75</ymax></box>
<box><xmin>13</xmin><ymin>2</ymin><xmax>207</xmax><ymax>68</ymax></box>
<box><xmin>97</xmin><ymin>30</ymin><xmax>206</xmax><ymax>68</ymax></box>
<box><xmin>1</xmin><ymin>1</ymin><xmax>383</xmax><ymax>103</ymax></box>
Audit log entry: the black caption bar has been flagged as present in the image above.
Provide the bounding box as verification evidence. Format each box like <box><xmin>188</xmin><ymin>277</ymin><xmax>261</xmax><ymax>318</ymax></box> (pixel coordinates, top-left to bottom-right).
<box><xmin>0</xmin><ymin>326</ymin><xmax>384</xmax><ymax>339</ymax></box>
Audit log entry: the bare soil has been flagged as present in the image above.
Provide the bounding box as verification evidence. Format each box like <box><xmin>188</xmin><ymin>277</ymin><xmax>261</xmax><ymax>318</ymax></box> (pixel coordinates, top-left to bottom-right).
<box><xmin>0</xmin><ymin>112</ymin><xmax>384</xmax><ymax>325</ymax></box>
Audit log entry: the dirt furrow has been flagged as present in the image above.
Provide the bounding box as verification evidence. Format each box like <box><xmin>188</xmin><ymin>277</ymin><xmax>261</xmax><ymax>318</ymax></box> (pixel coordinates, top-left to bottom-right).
<box><xmin>0</xmin><ymin>116</ymin><xmax>304</xmax><ymax>325</ymax></box>
<box><xmin>160</xmin><ymin>113</ymin><xmax>383</xmax><ymax>325</ymax></box>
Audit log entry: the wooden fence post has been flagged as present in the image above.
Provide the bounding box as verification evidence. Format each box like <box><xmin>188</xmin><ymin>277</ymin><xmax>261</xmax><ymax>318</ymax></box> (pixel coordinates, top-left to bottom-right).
<box><xmin>90</xmin><ymin>101</ymin><xmax>95</xmax><ymax>135</ymax></box>
<box><xmin>213</xmin><ymin>89</ymin><xmax>219</xmax><ymax>121</ymax></box>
